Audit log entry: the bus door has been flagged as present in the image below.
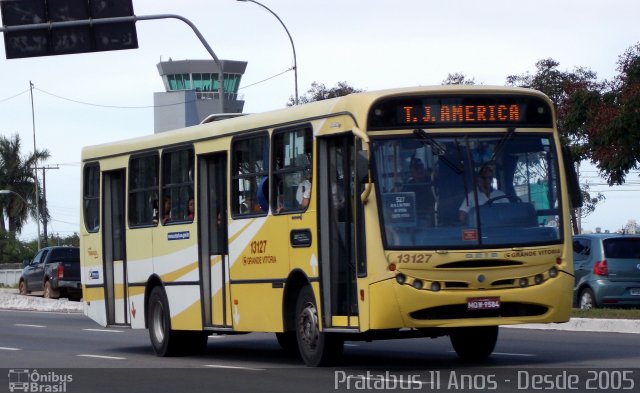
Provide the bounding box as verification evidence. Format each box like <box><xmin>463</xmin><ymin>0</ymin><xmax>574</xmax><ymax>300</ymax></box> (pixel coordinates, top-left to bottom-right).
<box><xmin>197</xmin><ymin>153</ymin><xmax>231</xmax><ymax>328</ymax></box>
<box><xmin>318</xmin><ymin>135</ymin><xmax>359</xmax><ymax>328</ymax></box>
<box><xmin>102</xmin><ymin>169</ymin><xmax>128</xmax><ymax>326</ymax></box>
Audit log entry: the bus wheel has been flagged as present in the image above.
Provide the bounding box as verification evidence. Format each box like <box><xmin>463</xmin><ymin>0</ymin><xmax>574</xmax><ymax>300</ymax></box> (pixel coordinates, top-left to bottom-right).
<box><xmin>295</xmin><ymin>286</ymin><xmax>343</xmax><ymax>366</ymax></box>
<box><xmin>148</xmin><ymin>286</ymin><xmax>181</xmax><ymax>356</ymax></box>
<box><xmin>450</xmin><ymin>326</ymin><xmax>498</xmax><ymax>361</ymax></box>
<box><xmin>275</xmin><ymin>331</ymin><xmax>299</xmax><ymax>355</ymax></box>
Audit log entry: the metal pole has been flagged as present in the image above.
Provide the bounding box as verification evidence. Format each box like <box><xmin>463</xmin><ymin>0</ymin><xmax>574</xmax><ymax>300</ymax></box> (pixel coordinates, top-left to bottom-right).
<box><xmin>1</xmin><ymin>14</ymin><xmax>226</xmax><ymax>113</ymax></box>
<box><xmin>29</xmin><ymin>81</ymin><xmax>42</xmax><ymax>250</ymax></box>
<box><xmin>237</xmin><ymin>0</ymin><xmax>299</xmax><ymax>105</ymax></box>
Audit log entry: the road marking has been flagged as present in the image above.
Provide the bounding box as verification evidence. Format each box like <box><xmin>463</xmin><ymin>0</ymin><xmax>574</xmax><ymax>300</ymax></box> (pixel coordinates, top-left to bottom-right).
<box><xmin>82</xmin><ymin>328</ymin><xmax>124</xmax><ymax>333</ymax></box>
<box><xmin>493</xmin><ymin>352</ymin><xmax>536</xmax><ymax>357</ymax></box>
<box><xmin>0</xmin><ymin>347</ymin><xmax>21</xmax><ymax>351</ymax></box>
<box><xmin>15</xmin><ymin>324</ymin><xmax>46</xmax><ymax>328</ymax></box>
<box><xmin>448</xmin><ymin>350</ymin><xmax>535</xmax><ymax>357</ymax></box>
<box><xmin>344</xmin><ymin>343</ymin><xmax>359</xmax><ymax>347</ymax></box>
<box><xmin>204</xmin><ymin>365</ymin><xmax>265</xmax><ymax>371</ymax></box>
<box><xmin>77</xmin><ymin>354</ymin><xmax>126</xmax><ymax>360</ymax></box>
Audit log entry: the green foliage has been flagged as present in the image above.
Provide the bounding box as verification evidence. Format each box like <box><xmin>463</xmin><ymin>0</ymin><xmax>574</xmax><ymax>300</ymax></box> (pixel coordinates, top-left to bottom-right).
<box><xmin>586</xmin><ymin>43</ymin><xmax>640</xmax><ymax>185</ymax></box>
<box><xmin>507</xmin><ymin>43</ymin><xmax>640</xmax><ymax>186</ymax></box>
<box><xmin>288</xmin><ymin>81</ymin><xmax>364</xmax><ymax>106</ymax></box>
<box><xmin>46</xmin><ymin>232</ymin><xmax>80</xmax><ymax>248</ymax></box>
<box><xmin>0</xmin><ymin>231</ymin><xmax>38</xmax><ymax>264</ymax></box>
<box><xmin>0</xmin><ymin>133</ymin><xmax>50</xmax><ymax>235</ymax></box>
<box><xmin>441</xmin><ymin>72</ymin><xmax>477</xmax><ymax>85</ymax></box>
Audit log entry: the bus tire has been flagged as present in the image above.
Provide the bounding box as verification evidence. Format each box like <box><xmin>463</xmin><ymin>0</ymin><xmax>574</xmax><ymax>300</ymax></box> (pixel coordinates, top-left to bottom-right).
<box><xmin>180</xmin><ymin>331</ymin><xmax>210</xmax><ymax>355</ymax></box>
<box><xmin>450</xmin><ymin>326</ymin><xmax>498</xmax><ymax>361</ymax></box>
<box><xmin>295</xmin><ymin>286</ymin><xmax>343</xmax><ymax>366</ymax></box>
<box><xmin>148</xmin><ymin>286</ymin><xmax>181</xmax><ymax>357</ymax></box>
<box><xmin>275</xmin><ymin>331</ymin><xmax>299</xmax><ymax>356</ymax></box>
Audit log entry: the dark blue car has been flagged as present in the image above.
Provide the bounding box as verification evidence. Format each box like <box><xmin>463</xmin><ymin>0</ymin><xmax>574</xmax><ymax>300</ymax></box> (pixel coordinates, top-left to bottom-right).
<box><xmin>573</xmin><ymin>234</ymin><xmax>640</xmax><ymax>309</ymax></box>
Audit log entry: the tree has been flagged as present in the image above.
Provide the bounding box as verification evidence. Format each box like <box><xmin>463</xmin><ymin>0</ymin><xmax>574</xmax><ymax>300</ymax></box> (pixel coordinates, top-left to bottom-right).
<box><xmin>584</xmin><ymin>43</ymin><xmax>640</xmax><ymax>185</ymax></box>
<box><xmin>0</xmin><ymin>133</ymin><xmax>50</xmax><ymax>235</ymax></box>
<box><xmin>506</xmin><ymin>58</ymin><xmax>606</xmax><ymax>231</ymax></box>
<box><xmin>287</xmin><ymin>81</ymin><xmax>364</xmax><ymax>106</ymax></box>
<box><xmin>0</xmin><ymin>231</ymin><xmax>38</xmax><ymax>264</ymax></box>
<box><xmin>441</xmin><ymin>72</ymin><xmax>477</xmax><ymax>85</ymax></box>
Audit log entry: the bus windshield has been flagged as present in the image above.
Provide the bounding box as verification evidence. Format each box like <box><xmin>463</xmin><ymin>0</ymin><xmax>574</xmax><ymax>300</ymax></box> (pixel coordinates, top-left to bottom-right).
<box><xmin>372</xmin><ymin>133</ymin><xmax>562</xmax><ymax>249</ymax></box>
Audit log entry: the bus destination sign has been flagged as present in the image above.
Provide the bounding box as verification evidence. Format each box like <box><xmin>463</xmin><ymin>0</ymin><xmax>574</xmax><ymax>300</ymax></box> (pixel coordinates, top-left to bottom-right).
<box><xmin>368</xmin><ymin>95</ymin><xmax>553</xmax><ymax>129</ymax></box>
<box><xmin>401</xmin><ymin>103</ymin><xmax>521</xmax><ymax>125</ymax></box>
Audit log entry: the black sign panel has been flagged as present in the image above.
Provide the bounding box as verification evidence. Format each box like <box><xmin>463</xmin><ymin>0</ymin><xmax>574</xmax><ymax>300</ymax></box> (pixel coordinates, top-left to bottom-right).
<box><xmin>290</xmin><ymin>229</ymin><xmax>312</xmax><ymax>248</ymax></box>
<box><xmin>368</xmin><ymin>94</ymin><xmax>553</xmax><ymax>130</ymax></box>
<box><xmin>382</xmin><ymin>192</ymin><xmax>416</xmax><ymax>227</ymax></box>
<box><xmin>1</xmin><ymin>0</ymin><xmax>138</xmax><ymax>59</ymax></box>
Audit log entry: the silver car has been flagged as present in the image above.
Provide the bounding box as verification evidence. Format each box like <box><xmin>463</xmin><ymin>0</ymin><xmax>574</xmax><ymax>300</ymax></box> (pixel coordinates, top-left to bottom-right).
<box><xmin>572</xmin><ymin>234</ymin><xmax>640</xmax><ymax>309</ymax></box>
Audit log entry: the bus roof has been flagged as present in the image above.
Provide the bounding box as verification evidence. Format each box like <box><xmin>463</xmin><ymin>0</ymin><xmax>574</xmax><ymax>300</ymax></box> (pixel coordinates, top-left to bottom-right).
<box><xmin>81</xmin><ymin>85</ymin><xmax>551</xmax><ymax>162</ymax></box>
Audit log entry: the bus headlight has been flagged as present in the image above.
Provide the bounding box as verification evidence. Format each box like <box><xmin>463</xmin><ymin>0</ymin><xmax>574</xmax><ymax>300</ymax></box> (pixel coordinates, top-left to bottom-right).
<box><xmin>534</xmin><ymin>274</ymin><xmax>544</xmax><ymax>285</ymax></box>
<box><xmin>519</xmin><ymin>278</ymin><xmax>529</xmax><ymax>288</ymax></box>
<box><xmin>430</xmin><ymin>282</ymin><xmax>441</xmax><ymax>292</ymax></box>
<box><xmin>412</xmin><ymin>279</ymin><xmax>424</xmax><ymax>290</ymax></box>
<box><xmin>396</xmin><ymin>273</ymin><xmax>407</xmax><ymax>285</ymax></box>
<box><xmin>548</xmin><ymin>267</ymin><xmax>558</xmax><ymax>278</ymax></box>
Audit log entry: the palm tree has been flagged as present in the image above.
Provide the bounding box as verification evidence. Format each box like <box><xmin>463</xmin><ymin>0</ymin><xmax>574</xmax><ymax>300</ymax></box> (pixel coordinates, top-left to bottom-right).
<box><xmin>0</xmin><ymin>133</ymin><xmax>50</xmax><ymax>235</ymax></box>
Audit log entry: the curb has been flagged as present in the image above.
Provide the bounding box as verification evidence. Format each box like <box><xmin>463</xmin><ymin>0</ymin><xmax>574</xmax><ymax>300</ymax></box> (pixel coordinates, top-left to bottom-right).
<box><xmin>505</xmin><ymin>318</ymin><xmax>640</xmax><ymax>334</ymax></box>
<box><xmin>1</xmin><ymin>289</ymin><xmax>638</xmax><ymax>333</ymax></box>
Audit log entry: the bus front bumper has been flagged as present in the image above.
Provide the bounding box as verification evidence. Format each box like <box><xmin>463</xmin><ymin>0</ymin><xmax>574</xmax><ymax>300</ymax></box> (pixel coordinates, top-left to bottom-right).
<box><xmin>368</xmin><ymin>270</ymin><xmax>573</xmax><ymax>330</ymax></box>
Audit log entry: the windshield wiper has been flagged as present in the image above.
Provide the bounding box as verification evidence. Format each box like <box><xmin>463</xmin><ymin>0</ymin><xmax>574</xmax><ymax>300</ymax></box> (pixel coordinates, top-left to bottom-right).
<box><xmin>489</xmin><ymin>127</ymin><xmax>516</xmax><ymax>163</ymax></box>
<box><xmin>413</xmin><ymin>129</ymin><xmax>463</xmax><ymax>174</ymax></box>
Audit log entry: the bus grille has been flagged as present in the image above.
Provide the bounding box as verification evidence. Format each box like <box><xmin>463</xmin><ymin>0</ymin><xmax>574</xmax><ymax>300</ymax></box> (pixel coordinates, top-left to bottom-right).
<box><xmin>409</xmin><ymin>302</ymin><xmax>548</xmax><ymax>320</ymax></box>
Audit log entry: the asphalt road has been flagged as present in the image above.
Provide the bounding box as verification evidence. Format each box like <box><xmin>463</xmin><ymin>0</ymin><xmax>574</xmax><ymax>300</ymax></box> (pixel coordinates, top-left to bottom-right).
<box><xmin>1</xmin><ymin>310</ymin><xmax>639</xmax><ymax>393</ymax></box>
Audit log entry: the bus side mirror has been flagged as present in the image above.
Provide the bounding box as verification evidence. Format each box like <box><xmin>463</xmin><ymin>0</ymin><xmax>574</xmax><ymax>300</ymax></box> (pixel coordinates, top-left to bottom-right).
<box><xmin>356</xmin><ymin>150</ymin><xmax>370</xmax><ymax>185</ymax></box>
<box><xmin>562</xmin><ymin>145</ymin><xmax>583</xmax><ymax>208</ymax></box>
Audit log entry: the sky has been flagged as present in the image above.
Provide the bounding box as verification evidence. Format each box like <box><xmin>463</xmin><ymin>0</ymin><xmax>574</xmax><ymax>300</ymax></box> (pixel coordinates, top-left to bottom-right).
<box><xmin>0</xmin><ymin>0</ymin><xmax>639</xmax><ymax>241</ymax></box>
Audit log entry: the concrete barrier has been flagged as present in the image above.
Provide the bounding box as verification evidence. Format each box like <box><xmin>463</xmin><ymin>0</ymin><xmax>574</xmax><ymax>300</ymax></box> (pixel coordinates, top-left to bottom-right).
<box><xmin>0</xmin><ymin>269</ymin><xmax>22</xmax><ymax>287</ymax></box>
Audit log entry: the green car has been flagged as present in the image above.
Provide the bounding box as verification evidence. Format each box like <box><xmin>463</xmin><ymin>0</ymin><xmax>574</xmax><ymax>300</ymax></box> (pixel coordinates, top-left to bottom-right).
<box><xmin>572</xmin><ymin>234</ymin><xmax>640</xmax><ymax>309</ymax></box>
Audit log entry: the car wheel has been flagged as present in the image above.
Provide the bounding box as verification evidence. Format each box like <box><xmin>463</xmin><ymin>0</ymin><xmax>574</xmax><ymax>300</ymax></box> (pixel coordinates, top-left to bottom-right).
<box><xmin>295</xmin><ymin>286</ymin><xmax>343</xmax><ymax>366</ymax></box>
<box><xmin>43</xmin><ymin>281</ymin><xmax>60</xmax><ymax>299</ymax></box>
<box><xmin>450</xmin><ymin>326</ymin><xmax>499</xmax><ymax>361</ymax></box>
<box><xmin>579</xmin><ymin>288</ymin><xmax>597</xmax><ymax>310</ymax></box>
<box><xmin>19</xmin><ymin>280</ymin><xmax>28</xmax><ymax>295</ymax></box>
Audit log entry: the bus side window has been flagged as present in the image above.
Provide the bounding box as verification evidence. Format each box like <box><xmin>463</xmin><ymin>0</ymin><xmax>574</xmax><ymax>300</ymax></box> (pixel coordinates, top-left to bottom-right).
<box><xmin>271</xmin><ymin>126</ymin><xmax>312</xmax><ymax>214</ymax></box>
<box><xmin>161</xmin><ymin>147</ymin><xmax>194</xmax><ymax>225</ymax></box>
<box><xmin>129</xmin><ymin>153</ymin><xmax>159</xmax><ymax>227</ymax></box>
<box><xmin>232</xmin><ymin>133</ymin><xmax>269</xmax><ymax>217</ymax></box>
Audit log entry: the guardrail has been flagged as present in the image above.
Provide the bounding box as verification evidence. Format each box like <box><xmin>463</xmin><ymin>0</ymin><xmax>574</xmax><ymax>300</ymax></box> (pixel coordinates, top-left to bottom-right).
<box><xmin>0</xmin><ymin>269</ymin><xmax>21</xmax><ymax>287</ymax></box>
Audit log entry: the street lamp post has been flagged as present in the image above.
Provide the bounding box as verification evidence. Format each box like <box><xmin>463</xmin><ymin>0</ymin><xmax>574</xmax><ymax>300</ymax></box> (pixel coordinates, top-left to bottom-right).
<box><xmin>0</xmin><ymin>189</ymin><xmax>41</xmax><ymax>250</ymax></box>
<box><xmin>237</xmin><ymin>0</ymin><xmax>299</xmax><ymax>105</ymax></box>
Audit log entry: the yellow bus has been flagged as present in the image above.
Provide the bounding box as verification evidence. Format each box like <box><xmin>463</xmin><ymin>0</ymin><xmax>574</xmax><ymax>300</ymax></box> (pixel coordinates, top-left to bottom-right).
<box><xmin>80</xmin><ymin>85</ymin><xmax>581</xmax><ymax>366</ymax></box>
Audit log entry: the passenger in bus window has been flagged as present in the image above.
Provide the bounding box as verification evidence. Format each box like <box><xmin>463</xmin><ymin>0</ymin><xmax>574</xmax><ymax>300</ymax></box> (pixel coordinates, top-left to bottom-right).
<box><xmin>162</xmin><ymin>195</ymin><xmax>172</xmax><ymax>224</ymax></box>
<box><xmin>241</xmin><ymin>193</ymin><xmax>262</xmax><ymax>214</ymax></box>
<box><xmin>296</xmin><ymin>178</ymin><xmax>311</xmax><ymax>208</ymax></box>
<box><xmin>151</xmin><ymin>199</ymin><xmax>159</xmax><ymax>224</ymax></box>
<box><xmin>402</xmin><ymin>158</ymin><xmax>434</xmax><ymax>226</ymax></box>
<box><xmin>186</xmin><ymin>197</ymin><xmax>194</xmax><ymax>220</ymax></box>
<box><xmin>458</xmin><ymin>165</ymin><xmax>506</xmax><ymax>223</ymax></box>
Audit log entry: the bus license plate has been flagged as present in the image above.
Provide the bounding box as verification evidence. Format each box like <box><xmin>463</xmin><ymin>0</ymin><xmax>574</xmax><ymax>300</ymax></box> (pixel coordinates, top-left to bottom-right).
<box><xmin>631</xmin><ymin>288</ymin><xmax>640</xmax><ymax>296</ymax></box>
<box><xmin>467</xmin><ymin>297</ymin><xmax>500</xmax><ymax>310</ymax></box>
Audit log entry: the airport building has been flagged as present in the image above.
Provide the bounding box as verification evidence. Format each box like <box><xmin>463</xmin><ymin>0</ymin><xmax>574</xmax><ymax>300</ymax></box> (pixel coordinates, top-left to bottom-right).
<box><xmin>154</xmin><ymin>59</ymin><xmax>248</xmax><ymax>133</ymax></box>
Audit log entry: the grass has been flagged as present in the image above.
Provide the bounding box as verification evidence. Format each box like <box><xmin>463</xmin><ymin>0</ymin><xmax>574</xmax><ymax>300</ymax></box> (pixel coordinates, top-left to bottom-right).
<box><xmin>571</xmin><ymin>308</ymin><xmax>640</xmax><ymax>319</ymax></box>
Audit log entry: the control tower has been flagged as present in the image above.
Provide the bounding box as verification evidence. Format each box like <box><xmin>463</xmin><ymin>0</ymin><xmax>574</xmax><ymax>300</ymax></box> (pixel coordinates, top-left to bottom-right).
<box><xmin>154</xmin><ymin>59</ymin><xmax>248</xmax><ymax>133</ymax></box>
